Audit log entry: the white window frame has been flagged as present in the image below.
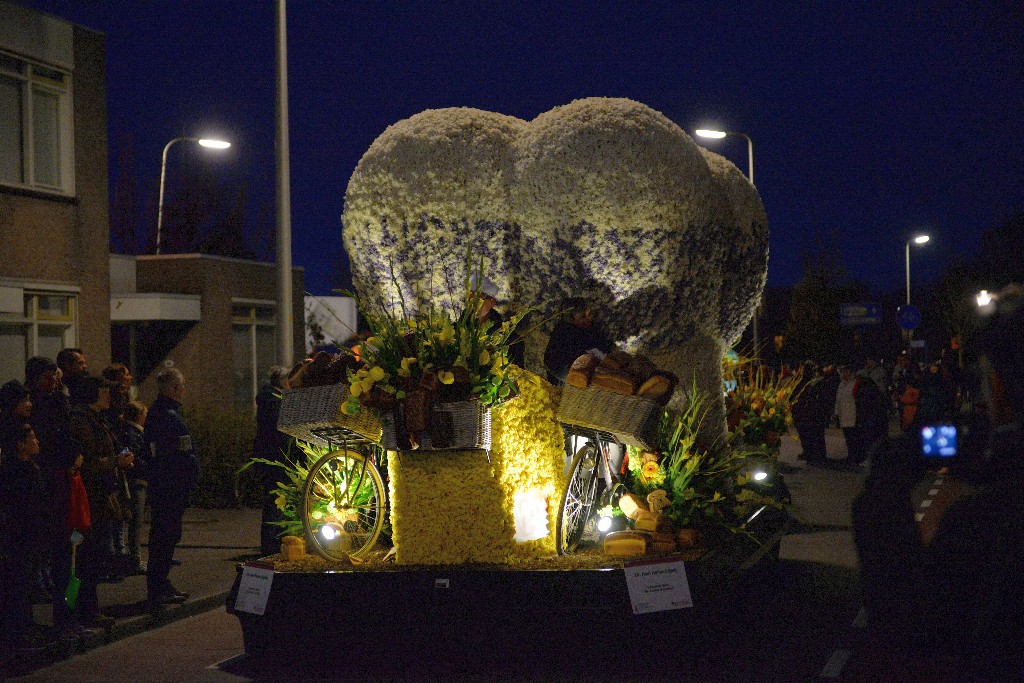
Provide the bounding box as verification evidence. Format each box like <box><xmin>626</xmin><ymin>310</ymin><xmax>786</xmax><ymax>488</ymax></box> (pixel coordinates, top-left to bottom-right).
<box><xmin>0</xmin><ymin>49</ymin><xmax>75</xmax><ymax>195</ymax></box>
<box><xmin>231</xmin><ymin>298</ymin><xmax>277</xmax><ymax>409</ymax></box>
<box><xmin>0</xmin><ymin>284</ymin><xmax>79</xmax><ymax>381</ymax></box>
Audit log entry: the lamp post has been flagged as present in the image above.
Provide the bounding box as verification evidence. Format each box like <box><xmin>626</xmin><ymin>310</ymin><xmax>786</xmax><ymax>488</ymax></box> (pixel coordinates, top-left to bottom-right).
<box><xmin>904</xmin><ymin>233</ymin><xmax>930</xmax><ymax>305</ymax></box>
<box><xmin>156</xmin><ymin>137</ymin><xmax>231</xmax><ymax>254</ymax></box>
<box><xmin>695</xmin><ymin>128</ymin><xmax>758</xmax><ymax>352</ymax></box>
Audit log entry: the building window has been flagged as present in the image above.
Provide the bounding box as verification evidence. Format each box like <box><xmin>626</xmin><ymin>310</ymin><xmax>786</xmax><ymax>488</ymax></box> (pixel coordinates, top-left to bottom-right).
<box><xmin>0</xmin><ymin>50</ymin><xmax>73</xmax><ymax>193</ymax></box>
<box><xmin>232</xmin><ymin>302</ymin><xmax>276</xmax><ymax>408</ymax></box>
<box><xmin>0</xmin><ymin>289</ymin><xmax>77</xmax><ymax>383</ymax></box>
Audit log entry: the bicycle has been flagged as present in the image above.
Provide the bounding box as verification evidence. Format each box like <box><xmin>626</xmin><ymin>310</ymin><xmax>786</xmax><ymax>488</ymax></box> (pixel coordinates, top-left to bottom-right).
<box><xmin>299</xmin><ymin>428</ymin><xmax>389</xmax><ymax>562</ymax></box>
<box><xmin>555</xmin><ymin>425</ymin><xmax>627</xmax><ymax>555</ymax></box>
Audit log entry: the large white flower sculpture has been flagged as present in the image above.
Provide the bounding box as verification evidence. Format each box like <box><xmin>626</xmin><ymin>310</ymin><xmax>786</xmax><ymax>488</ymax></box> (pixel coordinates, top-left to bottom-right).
<box><xmin>342</xmin><ymin>97</ymin><xmax>767</xmax><ymax>436</ymax></box>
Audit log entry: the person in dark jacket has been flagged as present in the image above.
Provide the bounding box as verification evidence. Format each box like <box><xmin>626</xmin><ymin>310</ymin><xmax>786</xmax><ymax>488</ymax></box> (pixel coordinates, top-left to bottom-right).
<box><xmin>144</xmin><ymin>368</ymin><xmax>199</xmax><ymax>612</ymax></box>
<box><xmin>69</xmin><ymin>375</ymin><xmax>134</xmax><ymax>628</ymax></box>
<box><xmin>852</xmin><ymin>284</ymin><xmax>1024</xmax><ymax>679</ymax></box>
<box><xmin>792</xmin><ymin>362</ymin><xmax>829</xmax><ymax>465</ymax></box>
<box><xmin>255</xmin><ymin>367</ymin><xmax>289</xmax><ymax>556</ymax></box>
<box><xmin>118</xmin><ymin>400</ymin><xmax>149</xmax><ymax>574</ymax></box>
<box><xmin>853</xmin><ymin>370</ymin><xmax>889</xmax><ymax>465</ymax></box>
<box><xmin>543</xmin><ymin>297</ymin><xmax>613</xmax><ymax>385</ymax></box>
<box><xmin>0</xmin><ymin>424</ymin><xmax>51</xmax><ymax>651</ymax></box>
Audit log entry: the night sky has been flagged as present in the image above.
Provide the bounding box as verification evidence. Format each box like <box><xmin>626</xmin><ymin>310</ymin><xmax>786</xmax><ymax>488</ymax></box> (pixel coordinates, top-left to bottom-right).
<box><xmin>17</xmin><ymin>1</ymin><xmax>1024</xmax><ymax>296</ymax></box>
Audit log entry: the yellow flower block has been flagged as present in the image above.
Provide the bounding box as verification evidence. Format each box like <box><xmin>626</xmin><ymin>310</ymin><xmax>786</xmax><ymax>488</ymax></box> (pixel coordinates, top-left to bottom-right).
<box><xmin>387</xmin><ymin>367</ymin><xmax>567</xmax><ymax>564</ymax></box>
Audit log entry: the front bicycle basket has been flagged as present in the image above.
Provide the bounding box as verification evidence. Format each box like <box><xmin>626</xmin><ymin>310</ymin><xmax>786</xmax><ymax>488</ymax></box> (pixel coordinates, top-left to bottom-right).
<box><xmin>557</xmin><ymin>385</ymin><xmax>660</xmax><ymax>450</ymax></box>
<box><xmin>278</xmin><ymin>383</ymin><xmax>383</xmax><ymax>446</ymax></box>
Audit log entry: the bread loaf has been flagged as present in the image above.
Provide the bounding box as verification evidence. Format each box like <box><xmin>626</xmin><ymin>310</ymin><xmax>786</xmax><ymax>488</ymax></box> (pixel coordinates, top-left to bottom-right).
<box><xmin>566</xmin><ymin>354</ymin><xmax>600</xmax><ymax>388</ymax></box>
<box><xmin>601</xmin><ymin>350</ymin><xmax>634</xmax><ymax>371</ymax></box>
<box><xmin>634</xmin><ymin>511</ymin><xmax>674</xmax><ymax>533</ymax></box>
<box><xmin>618</xmin><ymin>492</ymin><xmax>650</xmax><ymax>520</ymax></box>
<box><xmin>625</xmin><ymin>354</ymin><xmax>659</xmax><ymax>384</ymax></box>
<box><xmin>638</xmin><ymin>371</ymin><xmax>678</xmax><ymax>405</ymax></box>
<box><xmin>591</xmin><ymin>368</ymin><xmax>637</xmax><ymax>396</ymax></box>
<box><xmin>602</xmin><ymin>530</ymin><xmax>649</xmax><ymax>557</ymax></box>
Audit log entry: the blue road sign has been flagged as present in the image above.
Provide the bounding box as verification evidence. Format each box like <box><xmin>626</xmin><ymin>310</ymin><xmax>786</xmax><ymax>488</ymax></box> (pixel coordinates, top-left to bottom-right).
<box><xmin>897</xmin><ymin>304</ymin><xmax>922</xmax><ymax>331</ymax></box>
<box><xmin>840</xmin><ymin>303</ymin><xmax>882</xmax><ymax>327</ymax></box>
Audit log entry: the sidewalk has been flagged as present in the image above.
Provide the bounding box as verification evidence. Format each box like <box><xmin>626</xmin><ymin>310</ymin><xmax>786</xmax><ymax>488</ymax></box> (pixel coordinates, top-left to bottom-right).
<box><xmin>7</xmin><ymin>507</ymin><xmax>261</xmax><ymax>676</ymax></box>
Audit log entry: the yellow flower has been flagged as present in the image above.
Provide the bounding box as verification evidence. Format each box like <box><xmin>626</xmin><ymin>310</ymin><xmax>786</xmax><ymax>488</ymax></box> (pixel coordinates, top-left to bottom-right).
<box><xmin>641</xmin><ymin>461</ymin><xmax>660</xmax><ymax>478</ymax></box>
<box><xmin>437</xmin><ymin>327</ymin><xmax>455</xmax><ymax>345</ymax></box>
<box><xmin>360</xmin><ymin>377</ymin><xmax>375</xmax><ymax>392</ymax></box>
<box><xmin>274</xmin><ymin>493</ymin><xmax>287</xmax><ymax>511</ymax></box>
<box><xmin>349</xmin><ymin>381</ymin><xmax>363</xmax><ymax>397</ymax></box>
<box><xmin>479</xmin><ymin>349</ymin><xmax>491</xmax><ymax>366</ymax></box>
<box><xmin>369</xmin><ymin>366</ymin><xmax>387</xmax><ymax>381</ymax></box>
<box><xmin>438</xmin><ymin>370</ymin><xmax>455</xmax><ymax>385</ymax></box>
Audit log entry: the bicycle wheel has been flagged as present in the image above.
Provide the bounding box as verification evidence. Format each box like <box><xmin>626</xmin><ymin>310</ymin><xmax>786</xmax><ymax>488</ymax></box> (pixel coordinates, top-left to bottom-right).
<box><xmin>302</xmin><ymin>448</ymin><xmax>386</xmax><ymax>561</ymax></box>
<box><xmin>556</xmin><ymin>442</ymin><xmax>600</xmax><ymax>555</ymax></box>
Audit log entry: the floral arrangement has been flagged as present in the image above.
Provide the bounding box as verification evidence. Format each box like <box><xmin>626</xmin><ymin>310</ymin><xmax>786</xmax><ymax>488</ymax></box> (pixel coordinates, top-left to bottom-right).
<box><xmin>619</xmin><ymin>379</ymin><xmax>787</xmax><ymax>538</ymax></box>
<box><xmin>723</xmin><ymin>354</ymin><xmax>804</xmax><ymax>456</ymax></box>
<box><xmin>342</xmin><ymin>97</ymin><xmax>768</xmax><ymax>443</ymax></box>
<box><xmin>339</xmin><ymin>262</ymin><xmax>527</xmax><ymax>450</ymax></box>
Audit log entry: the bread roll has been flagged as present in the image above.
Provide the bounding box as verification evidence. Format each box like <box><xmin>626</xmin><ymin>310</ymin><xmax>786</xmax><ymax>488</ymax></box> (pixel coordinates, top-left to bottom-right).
<box><xmin>566</xmin><ymin>353</ymin><xmax>600</xmax><ymax>388</ymax></box>
<box><xmin>676</xmin><ymin>528</ymin><xmax>702</xmax><ymax>549</ymax></box>
<box><xmin>625</xmin><ymin>354</ymin><xmax>659</xmax><ymax>384</ymax></box>
<box><xmin>638</xmin><ymin>371</ymin><xmax>678</xmax><ymax>405</ymax></box>
<box><xmin>602</xmin><ymin>350</ymin><xmax>634</xmax><ymax>371</ymax></box>
<box><xmin>618</xmin><ymin>492</ymin><xmax>650</xmax><ymax>520</ymax></box>
<box><xmin>591</xmin><ymin>368</ymin><xmax>637</xmax><ymax>396</ymax></box>
<box><xmin>634</xmin><ymin>511</ymin><xmax>673</xmax><ymax>533</ymax></box>
<box><xmin>602</xmin><ymin>530</ymin><xmax>649</xmax><ymax>557</ymax></box>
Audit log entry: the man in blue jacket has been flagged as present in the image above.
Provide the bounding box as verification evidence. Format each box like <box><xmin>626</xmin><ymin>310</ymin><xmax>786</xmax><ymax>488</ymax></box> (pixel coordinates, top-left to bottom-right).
<box><xmin>144</xmin><ymin>368</ymin><xmax>199</xmax><ymax>612</ymax></box>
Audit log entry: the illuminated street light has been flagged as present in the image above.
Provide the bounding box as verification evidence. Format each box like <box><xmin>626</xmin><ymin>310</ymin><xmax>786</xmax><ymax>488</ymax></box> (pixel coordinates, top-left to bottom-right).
<box><xmin>905</xmin><ymin>233</ymin><xmax>931</xmax><ymax>306</ymax></box>
<box><xmin>976</xmin><ymin>290</ymin><xmax>993</xmax><ymax>308</ymax></box>
<box><xmin>156</xmin><ymin>136</ymin><xmax>231</xmax><ymax>254</ymax></box>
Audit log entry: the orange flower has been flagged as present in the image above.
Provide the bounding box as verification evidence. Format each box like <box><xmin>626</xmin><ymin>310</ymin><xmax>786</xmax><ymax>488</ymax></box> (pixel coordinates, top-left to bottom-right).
<box><xmin>641</xmin><ymin>461</ymin><xmax>660</xmax><ymax>478</ymax></box>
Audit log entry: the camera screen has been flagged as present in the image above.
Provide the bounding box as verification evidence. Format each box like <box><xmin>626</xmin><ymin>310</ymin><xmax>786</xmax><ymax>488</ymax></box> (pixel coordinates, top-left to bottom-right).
<box><xmin>920</xmin><ymin>424</ymin><xmax>958</xmax><ymax>458</ymax></box>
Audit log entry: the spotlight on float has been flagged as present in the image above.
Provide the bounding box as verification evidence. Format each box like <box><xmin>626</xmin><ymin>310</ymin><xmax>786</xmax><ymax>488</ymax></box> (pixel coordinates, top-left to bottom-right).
<box><xmin>977</xmin><ymin>290</ymin><xmax>994</xmax><ymax>309</ymax></box>
<box><xmin>320</xmin><ymin>523</ymin><xmax>339</xmax><ymax>541</ymax></box>
<box><xmin>597</xmin><ymin>516</ymin><xmax>613</xmax><ymax>533</ymax></box>
<box><xmin>753</xmin><ymin>470</ymin><xmax>768</xmax><ymax>482</ymax></box>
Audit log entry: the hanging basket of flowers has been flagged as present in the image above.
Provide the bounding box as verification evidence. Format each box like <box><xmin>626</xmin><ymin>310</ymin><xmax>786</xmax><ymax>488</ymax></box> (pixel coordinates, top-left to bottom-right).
<box><xmin>339</xmin><ymin>261</ymin><xmax>528</xmax><ymax>452</ymax></box>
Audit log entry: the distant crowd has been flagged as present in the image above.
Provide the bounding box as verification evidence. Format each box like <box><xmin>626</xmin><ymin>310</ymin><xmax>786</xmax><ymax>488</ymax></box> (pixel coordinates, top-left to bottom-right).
<box><xmin>0</xmin><ymin>349</ymin><xmax>198</xmax><ymax>654</ymax></box>
<box><xmin>789</xmin><ymin>351</ymin><xmax>971</xmax><ymax>467</ymax></box>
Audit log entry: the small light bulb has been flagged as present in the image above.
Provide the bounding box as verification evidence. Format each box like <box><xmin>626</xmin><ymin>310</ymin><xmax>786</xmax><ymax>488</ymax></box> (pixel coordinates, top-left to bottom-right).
<box><xmin>320</xmin><ymin>524</ymin><xmax>336</xmax><ymax>540</ymax></box>
<box><xmin>753</xmin><ymin>471</ymin><xmax>768</xmax><ymax>482</ymax></box>
<box><xmin>597</xmin><ymin>516</ymin><xmax>613</xmax><ymax>533</ymax></box>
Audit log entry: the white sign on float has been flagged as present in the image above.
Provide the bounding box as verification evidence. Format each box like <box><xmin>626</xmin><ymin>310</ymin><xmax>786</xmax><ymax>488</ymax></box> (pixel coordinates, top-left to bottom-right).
<box><xmin>234</xmin><ymin>562</ymin><xmax>275</xmax><ymax>615</ymax></box>
<box><xmin>623</xmin><ymin>556</ymin><xmax>693</xmax><ymax>614</ymax></box>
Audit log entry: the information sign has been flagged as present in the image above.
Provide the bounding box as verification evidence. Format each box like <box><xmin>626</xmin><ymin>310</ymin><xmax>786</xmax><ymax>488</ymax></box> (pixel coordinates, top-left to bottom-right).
<box><xmin>623</xmin><ymin>555</ymin><xmax>693</xmax><ymax>614</ymax></box>
<box><xmin>840</xmin><ymin>303</ymin><xmax>882</xmax><ymax>327</ymax></box>
<box><xmin>234</xmin><ymin>561</ymin><xmax>275</xmax><ymax>615</ymax></box>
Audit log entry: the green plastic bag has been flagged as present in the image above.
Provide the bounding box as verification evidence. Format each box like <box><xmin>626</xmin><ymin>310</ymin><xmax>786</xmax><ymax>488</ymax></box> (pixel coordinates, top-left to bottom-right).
<box><xmin>65</xmin><ymin>531</ymin><xmax>83</xmax><ymax>609</ymax></box>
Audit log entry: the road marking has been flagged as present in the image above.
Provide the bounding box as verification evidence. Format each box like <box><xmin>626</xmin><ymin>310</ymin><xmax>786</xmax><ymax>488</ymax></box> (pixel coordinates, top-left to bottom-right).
<box><xmin>821</xmin><ymin>649</ymin><xmax>851</xmax><ymax>678</ymax></box>
<box><xmin>920</xmin><ymin>499</ymin><xmax>932</xmax><ymax>508</ymax></box>
<box><xmin>915</xmin><ymin>512</ymin><xmax>925</xmax><ymax>521</ymax></box>
<box><xmin>929</xmin><ymin>489</ymin><xmax>939</xmax><ymax>495</ymax></box>
<box><xmin>852</xmin><ymin>607</ymin><xmax>867</xmax><ymax>628</ymax></box>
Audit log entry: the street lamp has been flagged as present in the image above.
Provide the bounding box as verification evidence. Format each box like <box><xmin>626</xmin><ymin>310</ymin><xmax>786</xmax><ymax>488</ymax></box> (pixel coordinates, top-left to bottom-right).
<box><xmin>156</xmin><ymin>136</ymin><xmax>231</xmax><ymax>254</ymax></box>
<box><xmin>696</xmin><ymin>128</ymin><xmax>759</xmax><ymax>352</ymax></box>
<box><xmin>695</xmin><ymin>129</ymin><xmax>754</xmax><ymax>186</ymax></box>
<box><xmin>904</xmin><ymin>233</ymin><xmax>930</xmax><ymax>305</ymax></box>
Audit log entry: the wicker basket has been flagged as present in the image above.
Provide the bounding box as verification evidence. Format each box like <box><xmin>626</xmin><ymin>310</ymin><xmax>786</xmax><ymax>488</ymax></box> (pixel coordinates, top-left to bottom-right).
<box><xmin>557</xmin><ymin>385</ymin><xmax>660</xmax><ymax>450</ymax></box>
<box><xmin>277</xmin><ymin>383</ymin><xmax>383</xmax><ymax>446</ymax></box>
<box><xmin>382</xmin><ymin>400</ymin><xmax>491</xmax><ymax>451</ymax></box>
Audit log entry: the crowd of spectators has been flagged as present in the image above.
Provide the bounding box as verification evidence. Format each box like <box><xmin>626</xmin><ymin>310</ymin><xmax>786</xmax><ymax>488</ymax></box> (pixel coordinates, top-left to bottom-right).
<box><xmin>0</xmin><ymin>349</ymin><xmax>198</xmax><ymax>654</ymax></box>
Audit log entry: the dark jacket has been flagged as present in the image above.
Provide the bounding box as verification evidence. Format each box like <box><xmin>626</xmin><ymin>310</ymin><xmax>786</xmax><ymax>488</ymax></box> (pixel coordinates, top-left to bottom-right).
<box><xmin>69</xmin><ymin>404</ymin><xmax>120</xmax><ymax>521</ymax></box>
<box><xmin>544</xmin><ymin>321</ymin><xmax>612</xmax><ymax>384</ymax></box>
<box><xmin>145</xmin><ymin>394</ymin><xmax>199</xmax><ymax>500</ymax></box>
<box><xmin>0</xmin><ymin>456</ymin><xmax>50</xmax><ymax>558</ymax></box>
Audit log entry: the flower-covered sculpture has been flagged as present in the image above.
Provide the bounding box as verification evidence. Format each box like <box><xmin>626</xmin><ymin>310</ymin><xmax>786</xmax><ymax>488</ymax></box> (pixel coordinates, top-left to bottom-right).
<box><xmin>343</xmin><ymin>97</ymin><xmax>768</xmax><ymax>438</ymax></box>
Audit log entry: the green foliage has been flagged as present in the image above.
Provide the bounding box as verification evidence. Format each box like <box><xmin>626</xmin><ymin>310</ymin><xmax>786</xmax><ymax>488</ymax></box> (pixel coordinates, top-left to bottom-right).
<box><xmin>184</xmin><ymin>407</ymin><xmax>259</xmax><ymax>508</ymax></box>
<box><xmin>238</xmin><ymin>440</ymin><xmax>326</xmax><ymax>538</ymax></box>
<box><xmin>625</xmin><ymin>377</ymin><xmax>788</xmax><ymax>536</ymax></box>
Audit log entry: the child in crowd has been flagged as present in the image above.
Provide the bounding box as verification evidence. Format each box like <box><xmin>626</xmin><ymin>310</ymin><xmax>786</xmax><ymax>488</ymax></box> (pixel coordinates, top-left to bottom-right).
<box><xmin>118</xmin><ymin>400</ymin><xmax>149</xmax><ymax>574</ymax></box>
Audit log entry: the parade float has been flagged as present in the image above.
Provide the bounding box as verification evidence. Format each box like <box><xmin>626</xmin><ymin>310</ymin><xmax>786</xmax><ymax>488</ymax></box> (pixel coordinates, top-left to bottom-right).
<box><xmin>227</xmin><ymin>98</ymin><xmax>791</xmax><ymax>676</ymax></box>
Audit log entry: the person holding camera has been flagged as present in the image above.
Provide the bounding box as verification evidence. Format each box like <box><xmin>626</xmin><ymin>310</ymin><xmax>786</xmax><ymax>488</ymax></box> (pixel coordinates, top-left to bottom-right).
<box><xmin>852</xmin><ymin>285</ymin><xmax>1024</xmax><ymax>679</ymax></box>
